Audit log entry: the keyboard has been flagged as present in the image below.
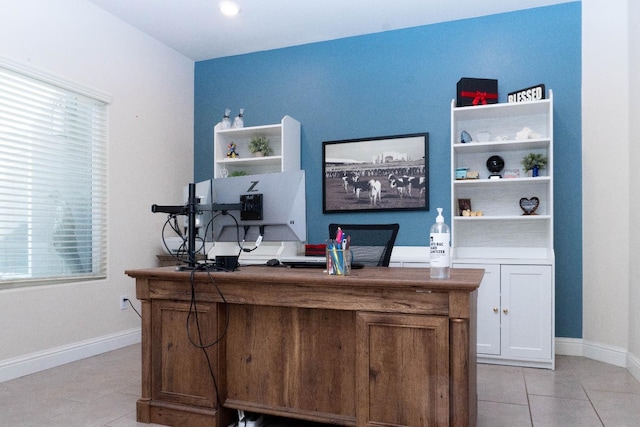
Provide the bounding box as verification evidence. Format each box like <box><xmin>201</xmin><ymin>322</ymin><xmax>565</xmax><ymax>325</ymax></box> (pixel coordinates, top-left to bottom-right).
<box><xmin>279</xmin><ymin>256</ymin><xmax>326</xmax><ymax>268</ymax></box>
<box><xmin>279</xmin><ymin>256</ymin><xmax>364</xmax><ymax>269</ymax></box>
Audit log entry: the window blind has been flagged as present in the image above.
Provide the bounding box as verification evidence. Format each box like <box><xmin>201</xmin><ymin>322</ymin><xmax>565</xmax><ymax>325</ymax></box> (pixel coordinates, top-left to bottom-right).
<box><xmin>0</xmin><ymin>61</ymin><xmax>108</xmax><ymax>286</ymax></box>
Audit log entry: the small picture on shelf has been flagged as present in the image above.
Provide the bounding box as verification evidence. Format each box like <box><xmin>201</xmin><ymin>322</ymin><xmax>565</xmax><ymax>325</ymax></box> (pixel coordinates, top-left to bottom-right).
<box><xmin>503</xmin><ymin>168</ymin><xmax>521</xmax><ymax>179</ymax></box>
<box><xmin>466</xmin><ymin>171</ymin><xmax>479</xmax><ymax>179</ymax></box>
<box><xmin>457</xmin><ymin>199</ymin><xmax>471</xmax><ymax>216</ymax></box>
<box><xmin>519</xmin><ymin>197</ymin><xmax>540</xmax><ymax>215</ymax></box>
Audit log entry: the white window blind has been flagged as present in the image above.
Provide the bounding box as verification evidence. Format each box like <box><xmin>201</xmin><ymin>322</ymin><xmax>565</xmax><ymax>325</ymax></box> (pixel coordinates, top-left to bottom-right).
<box><xmin>0</xmin><ymin>61</ymin><xmax>108</xmax><ymax>287</ymax></box>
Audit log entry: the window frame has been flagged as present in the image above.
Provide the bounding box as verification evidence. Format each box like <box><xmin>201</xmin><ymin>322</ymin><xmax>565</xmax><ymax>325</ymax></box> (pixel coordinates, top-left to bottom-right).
<box><xmin>0</xmin><ymin>58</ymin><xmax>111</xmax><ymax>288</ymax></box>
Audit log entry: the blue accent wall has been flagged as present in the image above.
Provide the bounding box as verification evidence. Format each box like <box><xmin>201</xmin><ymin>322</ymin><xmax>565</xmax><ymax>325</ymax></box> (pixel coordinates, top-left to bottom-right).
<box><xmin>194</xmin><ymin>2</ymin><xmax>582</xmax><ymax>338</ymax></box>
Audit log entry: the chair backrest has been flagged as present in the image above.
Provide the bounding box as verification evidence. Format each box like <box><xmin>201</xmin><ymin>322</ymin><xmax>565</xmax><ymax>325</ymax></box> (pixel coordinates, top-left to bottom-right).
<box><xmin>328</xmin><ymin>223</ymin><xmax>399</xmax><ymax>267</ymax></box>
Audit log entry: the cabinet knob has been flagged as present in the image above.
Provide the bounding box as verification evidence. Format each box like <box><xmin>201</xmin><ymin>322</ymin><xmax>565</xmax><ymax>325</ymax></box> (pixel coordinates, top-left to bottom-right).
<box><xmin>493</xmin><ymin>307</ymin><xmax>499</xmax><ymax>313</ymax></box>
<box><xmin>503</xmin><ymin>308</ymin><xmax>509</xmax><ymax>314</ymax></box>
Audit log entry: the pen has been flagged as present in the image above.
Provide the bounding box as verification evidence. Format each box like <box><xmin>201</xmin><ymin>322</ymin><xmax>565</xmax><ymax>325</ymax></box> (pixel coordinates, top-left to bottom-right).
<box><xmin>331</xmin><ymin>245</ymin><xmax>342</xmax><ymax>274</ymax></box>
<box><xmin>337</xmin><ymin>241</ymin><xmax>344</xmax><ymax>271</ymax></box>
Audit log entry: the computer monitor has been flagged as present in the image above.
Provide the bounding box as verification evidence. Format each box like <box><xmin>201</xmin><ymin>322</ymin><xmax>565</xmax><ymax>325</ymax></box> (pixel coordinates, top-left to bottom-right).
<box><xmin>211</xmin><ymin>170</ymin><xmax>306</xmax><ymax>244</ymax></box>
<box><xmin>182</xmin><ymin>178</ymin><xmax>215</xmax><ymax>243</ymax></box>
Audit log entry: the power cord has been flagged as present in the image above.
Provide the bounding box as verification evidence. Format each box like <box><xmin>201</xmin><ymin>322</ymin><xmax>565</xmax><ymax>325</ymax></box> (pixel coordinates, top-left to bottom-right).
<box><xmin>186</xmin><ymin>266</ymin><xmax>230</xmax><ymax>408</ymax></box>
<box><xmin>123</xmin><ymin>298</ymin><xmax>142</xmax><ymax>318</ymax></box>
<box><xmin>240</xmin><ymin>225</ymin><xmax>264</xmax><ymax>253</ymax></box>
<box><xmin>161</xmin><ymin>214</ymin><xmax>188</xmax><ymax>262</ymax></box>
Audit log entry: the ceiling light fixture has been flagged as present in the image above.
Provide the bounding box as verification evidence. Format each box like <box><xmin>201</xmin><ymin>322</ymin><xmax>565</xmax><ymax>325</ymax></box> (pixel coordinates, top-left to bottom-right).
<box><xmin>219</xmin><ymin>1</ymin><xmax>241</xmax><ymax>17</ymax></box>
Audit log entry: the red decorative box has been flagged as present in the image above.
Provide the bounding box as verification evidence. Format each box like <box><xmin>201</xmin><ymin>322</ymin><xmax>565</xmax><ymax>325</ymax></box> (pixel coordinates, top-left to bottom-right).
<box><xmin>305</xmin><ymin>244</ymin><xmax>326</xmax><ymax>256</ymax></box>
<box><xmin>456</xmin><ymin>78</ymin><xmax>498</xmax><ymax>107</ymax></box>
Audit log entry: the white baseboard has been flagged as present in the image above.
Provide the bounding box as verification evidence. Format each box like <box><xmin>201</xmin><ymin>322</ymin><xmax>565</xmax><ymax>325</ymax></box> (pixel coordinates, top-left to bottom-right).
<box><xmin>581</xmin><ymin>339</ymin><xmax>628</xmax><ymax>367</ymax></box>
<box><xmin>555</xmin><ymin>337</ymin><xmax>585</xmax><ymax>357</ymax></box>
<box><xmin>627</xmin><ymin>351</ymin><xmax>640</xmax><ymax>383</ymax></box>
<box><xmin>555</xmin><ymin>337</ymin><xmax>627</xmax><ymax>366</ymax></box>
<box><xmin>555</xmin><ymin>337</ymin><xmax>640</xmax><ymax>382</ymax></box>
<box><xmin>0</xmin><ymin>327</ymin><xmax>141</xmax><ymax>383</ymax></box>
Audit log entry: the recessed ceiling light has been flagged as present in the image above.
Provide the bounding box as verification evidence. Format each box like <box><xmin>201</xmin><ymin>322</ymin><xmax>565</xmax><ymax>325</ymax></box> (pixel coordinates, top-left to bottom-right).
<box><xmin>219</xmin><ymin>1</ymin><xmax>241</xmax><ymax>16</ymax></box>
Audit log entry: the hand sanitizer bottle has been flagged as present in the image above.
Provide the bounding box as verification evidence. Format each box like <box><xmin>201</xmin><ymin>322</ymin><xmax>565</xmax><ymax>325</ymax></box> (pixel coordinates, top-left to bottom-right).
<box><xmin>430</xmin><ymin>207</ymin><xmax>451</xmax><ymax>279</ymax></box>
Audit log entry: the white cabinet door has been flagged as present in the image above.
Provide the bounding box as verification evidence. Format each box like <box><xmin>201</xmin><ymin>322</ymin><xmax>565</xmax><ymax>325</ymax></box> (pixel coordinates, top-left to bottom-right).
<box><xmin>501</xmin><ymin>265</ymin><xmax>553</xmax><ymax>360</ymax></box>
<box><xmin>454</xmin><ymin>263</ymin><xmax>501</xmax><ymax>355</ymax></box>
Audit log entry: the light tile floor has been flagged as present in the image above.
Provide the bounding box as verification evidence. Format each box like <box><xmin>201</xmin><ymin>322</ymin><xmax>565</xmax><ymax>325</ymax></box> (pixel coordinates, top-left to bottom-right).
<box><xmin>1</xmin><ymin>344</ymin><xmax>639</xmax><ymax>426</ymax></box>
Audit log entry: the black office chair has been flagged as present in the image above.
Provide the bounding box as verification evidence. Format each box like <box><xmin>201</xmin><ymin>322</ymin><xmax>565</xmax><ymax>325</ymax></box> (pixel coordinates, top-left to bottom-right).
<box><xmin>328</xmin><ymin>223</ymin><xmax>399</xmax><ymax>267</ymax></box>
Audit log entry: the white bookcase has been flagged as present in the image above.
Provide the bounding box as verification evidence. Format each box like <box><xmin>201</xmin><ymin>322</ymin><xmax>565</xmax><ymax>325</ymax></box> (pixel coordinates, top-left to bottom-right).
<box><xmin>451</xmin><ymin>92</ymin><xmax>555</xmax><ymax>369</ymax></box>
<box><xmin>210</xmin><ymin>115</ymin><xmax>302</xmax><ymax>262</ymax></box>
<box><xmin>213</xmin><ymin>115</ymin><xmax>300</xmax><ymax>178</ymax></box>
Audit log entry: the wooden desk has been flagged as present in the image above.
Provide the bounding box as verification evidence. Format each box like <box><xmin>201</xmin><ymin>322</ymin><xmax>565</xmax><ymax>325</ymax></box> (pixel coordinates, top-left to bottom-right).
<box><xmin>126</xmin><ymin>266</ymin><xmax>483</xmax><ymax>427</ymax></box>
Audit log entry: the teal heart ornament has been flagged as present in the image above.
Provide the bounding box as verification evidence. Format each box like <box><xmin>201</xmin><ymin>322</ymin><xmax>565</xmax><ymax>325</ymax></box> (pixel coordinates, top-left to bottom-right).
<box><xmin>519</xmin><ymin>197</ymin><xmax>539</xmax><ymax>215</ymax></box>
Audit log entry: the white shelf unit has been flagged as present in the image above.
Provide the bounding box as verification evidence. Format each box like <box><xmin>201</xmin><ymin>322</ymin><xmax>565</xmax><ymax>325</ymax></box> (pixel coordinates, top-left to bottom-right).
<box><xmin>451</xmin><ymin>92</ymin><xmax>555</xmax><ymax>369</ymax></box>
<box><xmin>213</xmin><ymin>115</ymin><xmax>300</xmax><ymax>178</ymax></box>
<box><xmin>451</xmin><ymin>93</ymin><xmax>553</xmax><ymax>261</ymax></box>
<box><xmin>211</xmin><ymin>115</ymin><xmax>303</xmax><ymax>262</ymax></box>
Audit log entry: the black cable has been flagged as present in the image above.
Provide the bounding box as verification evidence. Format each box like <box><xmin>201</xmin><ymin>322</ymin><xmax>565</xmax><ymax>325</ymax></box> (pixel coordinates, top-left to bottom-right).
<box><xmin>209</xmin><ymin>210</ymin><xmax>245</xmax><ymax>265</ymax></box>
<box><xmin>186</xmin><ymin>267</ymin><xmax>229</xmax><ymax>348</ymax></box>
<box><xmin>240</xmin><ymin>225</ymin><xmax>265</xmax><ymax>253</ymax></box>
<box><xmin>125</xmin><ymin>298</ymin><xmax>142</xmax><ymax>318</ymax></box>
<box><xmin>168</xmin><ymin>214</ymin><xmax>184</xmax><ymax>237</ymax></box>
<box><xmin>185</xmin><ymin>265</ymin><xmax>230</xmax><ymax>408</ymax></box>
<box><xmin>162</xmin><ymin>213</ymin><xmax>215</xmax><ymax>264</ymax></box>
<box><xmin>161</xmin><ymin>214</ymin><xmax>189</xmax><ymax>263</ymax></box>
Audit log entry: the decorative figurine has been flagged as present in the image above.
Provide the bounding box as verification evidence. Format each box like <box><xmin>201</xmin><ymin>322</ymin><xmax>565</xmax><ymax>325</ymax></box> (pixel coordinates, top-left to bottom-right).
<box><xmin>226</xmin><ymin>142</ymin><xmax>239</xmax><ymax>158</ymax></box>
<box><xmin>516</xmin><ymin>127</ymin><xmax>541</xmax><ymax>140</ymax></box>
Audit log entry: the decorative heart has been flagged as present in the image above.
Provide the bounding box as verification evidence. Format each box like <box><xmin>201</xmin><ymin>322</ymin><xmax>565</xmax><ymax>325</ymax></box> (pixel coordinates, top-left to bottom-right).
<box><xmin>519</xmin><ymin>197</ymin><xmax>540</xmax><ymax>215</ymax></box>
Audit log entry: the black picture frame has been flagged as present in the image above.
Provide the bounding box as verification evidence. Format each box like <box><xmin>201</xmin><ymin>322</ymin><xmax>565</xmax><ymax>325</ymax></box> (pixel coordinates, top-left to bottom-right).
<box><xmin>457</xmin><ymin>198</ymin><xmax>471</xmax><ymax>216</ymax></box>
<box><xmin>323</xmin><ymin>133</ymin><xmax>429</xmax><ymax>213</ymax></box>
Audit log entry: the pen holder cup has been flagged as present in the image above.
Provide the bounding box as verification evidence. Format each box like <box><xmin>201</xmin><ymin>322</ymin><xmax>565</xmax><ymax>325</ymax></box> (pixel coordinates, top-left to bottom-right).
<box><xmin>326</xmin><ymin>248</ymin><xmax>352</xmax><ymax>276</ymax></box>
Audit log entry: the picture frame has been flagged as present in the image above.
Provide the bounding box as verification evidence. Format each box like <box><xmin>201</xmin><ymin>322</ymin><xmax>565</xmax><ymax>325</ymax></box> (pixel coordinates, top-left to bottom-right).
<box><xmin>323</xmin><ymin>133</ymin><xmax>429</xmax><ymax>213</ymax></box>
<box><xmin>503</xmin><ymin>168</ymin><xmax>521</xmax><ymax>179</ymax></box>
<box><xmin>457</xmin><ymin>198</ymin><xmax>471</xmax><ymax>216</ymax></box>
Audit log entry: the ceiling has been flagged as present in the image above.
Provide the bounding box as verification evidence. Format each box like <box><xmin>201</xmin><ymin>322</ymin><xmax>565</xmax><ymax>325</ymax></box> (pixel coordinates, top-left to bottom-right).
<box><xmin>88</xmin><ymin>0</ymin><xmax>570</xmax><ymax>61</ymax></box>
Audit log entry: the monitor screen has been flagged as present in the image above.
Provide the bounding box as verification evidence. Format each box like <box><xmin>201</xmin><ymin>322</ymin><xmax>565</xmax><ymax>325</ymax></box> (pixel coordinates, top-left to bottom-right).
<box><xmin>183</xmin><ymin>178</ymin><xmax>214</xmax><ymax>243</ymax></box>
<box><xmin>211</xmin><ymin>170</ymin><xmax>306</xmax><ymax>243</ymax></box>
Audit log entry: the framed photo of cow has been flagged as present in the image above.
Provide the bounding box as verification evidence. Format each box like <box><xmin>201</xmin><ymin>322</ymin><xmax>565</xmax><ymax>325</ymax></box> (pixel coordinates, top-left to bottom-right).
<box><xmin>322</xmin><ymin>133</ymin><xmax>429</xmax><ymax>213</ymax></box>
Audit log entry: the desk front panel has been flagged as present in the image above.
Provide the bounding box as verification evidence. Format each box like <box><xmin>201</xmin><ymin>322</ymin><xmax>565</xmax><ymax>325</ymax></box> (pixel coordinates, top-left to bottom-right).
<box><xmin>151</xmin><ymin>299</ymin><xmax>218</xmax><ymax>408</ymax></box>
<box><xmin>224</xmin><ymin>304</ymin><xmax>357</xmax><ymax>424</ymax></box>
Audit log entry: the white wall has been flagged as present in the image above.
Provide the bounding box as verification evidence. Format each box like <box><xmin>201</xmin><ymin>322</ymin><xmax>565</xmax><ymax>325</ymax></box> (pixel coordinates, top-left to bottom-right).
<box><xmin>0</xmin><ymin>0</ymin><xmax>193</xmax><ymax>379</ymax></box>
<box><xmin>628</xmin><ymin>0</ymin><xmax>640</xmax><ymax>364</ymax></box>
<box><xmin>582</xmin><ymin>0</ymin><xmax>638</xmax><ymax>368</ymax></box>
